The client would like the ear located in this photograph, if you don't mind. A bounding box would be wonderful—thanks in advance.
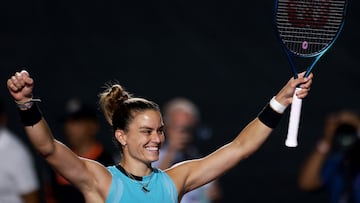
[115,129,127,146]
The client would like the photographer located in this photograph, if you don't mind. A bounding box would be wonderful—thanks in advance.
[298,110,360,203]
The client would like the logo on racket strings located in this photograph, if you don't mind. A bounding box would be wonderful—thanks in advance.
[287,0,330,29]
[302,41,308,50]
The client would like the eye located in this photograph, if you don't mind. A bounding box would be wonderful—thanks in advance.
[140,128,152,135]
[157,128,164,135]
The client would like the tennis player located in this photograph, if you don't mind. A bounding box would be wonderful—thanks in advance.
[7,70,312,202]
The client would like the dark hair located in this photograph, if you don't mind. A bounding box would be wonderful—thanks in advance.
[98,83,160,151]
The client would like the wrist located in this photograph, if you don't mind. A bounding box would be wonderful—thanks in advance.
[270,96,287,114]
[257,101,284,129]
[17,100,43,126]
[15,98,41,110]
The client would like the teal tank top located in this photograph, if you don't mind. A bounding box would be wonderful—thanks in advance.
[106,166,178,203]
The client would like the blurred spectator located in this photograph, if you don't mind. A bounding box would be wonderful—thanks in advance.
[298,110,360,203]
[0,99,41,203]
[45,98,115,203]
[153,97,222,203]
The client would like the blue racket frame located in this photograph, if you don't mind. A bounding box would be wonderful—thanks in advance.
[274,0,348,79]
[273,0,348,146]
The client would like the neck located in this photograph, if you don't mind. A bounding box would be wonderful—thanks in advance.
[116,164,155,193]
[119,161,153,177]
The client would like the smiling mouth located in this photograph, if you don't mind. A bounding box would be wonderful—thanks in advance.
[145,146,159,152]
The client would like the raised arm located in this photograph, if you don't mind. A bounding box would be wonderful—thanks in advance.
[7,70,111,202]
[166,72,313,195]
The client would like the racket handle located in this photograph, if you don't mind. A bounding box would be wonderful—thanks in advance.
[285,87,303,147]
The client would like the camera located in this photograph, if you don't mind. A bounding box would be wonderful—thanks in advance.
[332,124,359,152]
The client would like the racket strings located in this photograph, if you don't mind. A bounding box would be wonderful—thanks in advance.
[276,0,346,56]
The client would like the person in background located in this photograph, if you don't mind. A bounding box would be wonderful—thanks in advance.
[298,110,360,203]
[0,98,41,203]
[154,97,222,203]
[7,70,312,202]
[45,98,115,203]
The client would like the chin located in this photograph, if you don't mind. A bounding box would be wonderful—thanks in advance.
[145,150,159,159]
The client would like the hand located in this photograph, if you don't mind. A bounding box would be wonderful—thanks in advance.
[7,70,34,103]
[275,72,313,107]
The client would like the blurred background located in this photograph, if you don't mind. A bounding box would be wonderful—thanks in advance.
[0,0,359,202]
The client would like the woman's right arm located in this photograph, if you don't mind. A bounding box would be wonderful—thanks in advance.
[7,70,111,201]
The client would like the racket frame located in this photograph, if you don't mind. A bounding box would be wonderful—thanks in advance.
[273,0,348,147]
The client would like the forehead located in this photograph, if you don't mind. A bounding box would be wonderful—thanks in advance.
[131,110,163,127]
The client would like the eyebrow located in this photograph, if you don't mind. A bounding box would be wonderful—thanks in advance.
[139,126,152,130]
[139,125,164,130]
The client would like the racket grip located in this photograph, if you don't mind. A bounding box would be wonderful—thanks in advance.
[285,87,303,147]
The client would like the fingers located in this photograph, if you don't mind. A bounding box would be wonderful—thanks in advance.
[7,70,33,92]
[8,72,24,91]
[20,70,29,76]
[275,72,314,107]
[294,73,313,99]
[296,89,309,99]
[7,79,17,92]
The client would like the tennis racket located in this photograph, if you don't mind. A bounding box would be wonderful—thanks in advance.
[274,0,348,147]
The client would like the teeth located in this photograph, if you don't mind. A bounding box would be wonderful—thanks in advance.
[146,147,158,151]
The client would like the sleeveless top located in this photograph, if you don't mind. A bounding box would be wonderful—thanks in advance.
[106,165,178,203]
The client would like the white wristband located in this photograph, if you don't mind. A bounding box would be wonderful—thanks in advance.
[269,96,287,114]
[15,98,42,110]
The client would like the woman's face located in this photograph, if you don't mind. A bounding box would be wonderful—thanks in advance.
[124,109,165,164]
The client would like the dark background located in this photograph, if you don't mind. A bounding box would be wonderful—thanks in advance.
[0,0,359,202]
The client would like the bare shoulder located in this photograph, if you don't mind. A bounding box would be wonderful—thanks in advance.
[164,159,201,191]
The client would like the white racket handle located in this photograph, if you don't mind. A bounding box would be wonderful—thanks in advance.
[285,87,302,147]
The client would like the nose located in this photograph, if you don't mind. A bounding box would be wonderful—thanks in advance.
[151,131,164,143]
